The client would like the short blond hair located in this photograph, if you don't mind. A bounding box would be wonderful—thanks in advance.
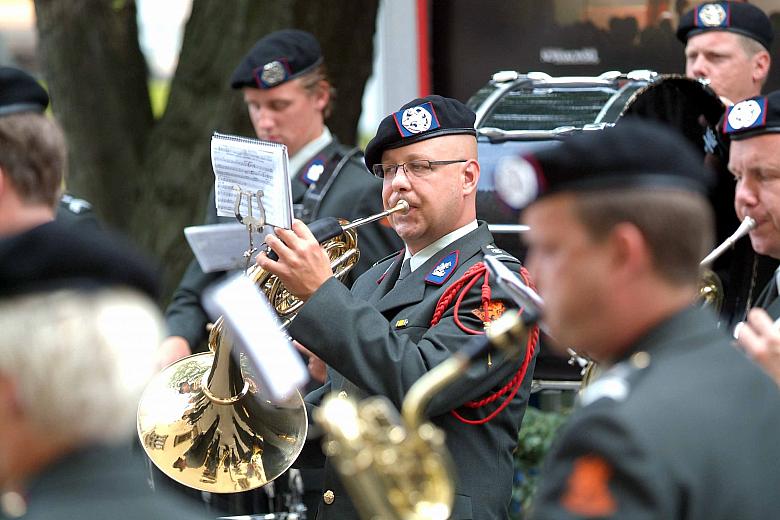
[0,288,163,444]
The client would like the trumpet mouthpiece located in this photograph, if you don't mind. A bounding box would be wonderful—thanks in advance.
[396,200,410,214]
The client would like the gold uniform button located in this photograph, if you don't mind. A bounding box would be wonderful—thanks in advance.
[338,391,348,399]
[323,489,335,505]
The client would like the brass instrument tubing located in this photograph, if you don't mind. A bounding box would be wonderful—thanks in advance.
[341,200,410,231]
[701,216,756,266]
[401,357,468,430]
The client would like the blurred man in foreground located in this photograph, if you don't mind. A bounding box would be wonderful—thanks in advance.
[0,223,208,520]
[496,120,780,519]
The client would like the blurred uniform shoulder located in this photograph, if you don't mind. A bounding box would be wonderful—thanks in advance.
[57,193,101,229]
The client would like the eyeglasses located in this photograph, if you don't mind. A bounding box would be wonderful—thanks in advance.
[371,159,467,179]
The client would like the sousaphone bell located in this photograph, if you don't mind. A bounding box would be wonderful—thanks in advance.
[137,201,410,493]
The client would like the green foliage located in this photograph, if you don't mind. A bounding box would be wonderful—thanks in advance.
[510,405,570,519]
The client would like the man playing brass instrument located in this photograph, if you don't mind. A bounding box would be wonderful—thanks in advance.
[679,1,772,106]
[727,91,780,387]
[678,1,777,323]
[258,95,539,519]
[496,120,780,519]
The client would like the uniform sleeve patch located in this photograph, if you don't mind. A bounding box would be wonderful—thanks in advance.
[561,454,617,517]
[472,301,506,322]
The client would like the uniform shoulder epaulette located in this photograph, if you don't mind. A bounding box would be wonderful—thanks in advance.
[372,248,404,268]
[578,351,651,407]
[60,194,93,215]
[481,243,519,264]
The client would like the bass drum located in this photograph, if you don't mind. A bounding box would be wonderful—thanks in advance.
[579,75,725,391]
[617,74,725,156]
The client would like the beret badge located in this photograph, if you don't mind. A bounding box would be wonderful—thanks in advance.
[697,3,728,27]
[259,60,287,88]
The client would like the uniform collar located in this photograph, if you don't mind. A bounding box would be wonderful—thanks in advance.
[403,220,478,273]
[288,126,333,176]
[613,304,720,365]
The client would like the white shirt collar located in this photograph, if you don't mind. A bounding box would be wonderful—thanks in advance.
[288,126,332,176]
[404,220,479,273]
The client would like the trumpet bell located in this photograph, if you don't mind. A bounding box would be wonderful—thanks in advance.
[137,326,307,493]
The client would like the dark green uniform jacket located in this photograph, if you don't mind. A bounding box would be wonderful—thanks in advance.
[289,222,538,519]
[531,306,780,519]
[166,137,401,351]
[752,273,780,319]
[12,444,210,520]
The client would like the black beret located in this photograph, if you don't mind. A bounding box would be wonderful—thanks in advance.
[494,120,714,209]
[364,95,476,172]
[721,91,780,140]
[0,221,161,301]
[0,66,49,117]
[230,29,323,90]
[677,1,773,50]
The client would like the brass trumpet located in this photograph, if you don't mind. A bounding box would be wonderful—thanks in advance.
[137,201,410,494]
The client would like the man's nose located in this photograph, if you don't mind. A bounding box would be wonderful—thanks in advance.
[390,166,412,191]
[688,56,708,79]
[735,177,758,210]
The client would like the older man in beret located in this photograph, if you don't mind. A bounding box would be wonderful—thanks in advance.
[677,1,777,326]
[722,91,780,387]
[678,1,772,105]
[0,222,210,520]
[161,29,401,364]
[257,94,539,519]
[494,120,780,519]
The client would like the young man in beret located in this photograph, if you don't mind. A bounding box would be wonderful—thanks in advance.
[725,90,780,387]
[258,94,539,519]
[0,223,210,520]
[678,1,772,105]
[495,120,780,519]
[161,29,401,365]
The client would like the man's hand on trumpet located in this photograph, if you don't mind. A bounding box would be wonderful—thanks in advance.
[736,308,780,387]
[256,219,334,301]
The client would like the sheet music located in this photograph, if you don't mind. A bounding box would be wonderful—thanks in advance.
[211,132,293,229]
[184,223,271,273]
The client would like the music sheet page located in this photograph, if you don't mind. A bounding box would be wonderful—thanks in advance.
[211,133,293,229]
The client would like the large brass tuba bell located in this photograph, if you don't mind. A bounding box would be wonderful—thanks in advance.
[137,201,409,493]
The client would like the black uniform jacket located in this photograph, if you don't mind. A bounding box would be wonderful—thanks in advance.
[289,222,538,520]
[15,444,210,520]
[531,305,780,520]
[166,138,401,351]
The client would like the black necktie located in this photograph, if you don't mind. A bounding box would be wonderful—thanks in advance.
[396,258,412,284]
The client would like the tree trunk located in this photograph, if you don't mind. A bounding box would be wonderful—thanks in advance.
[33,0,379,301]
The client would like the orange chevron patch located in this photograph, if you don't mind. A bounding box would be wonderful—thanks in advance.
[471,301,506,322]
[561,454,617,517]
